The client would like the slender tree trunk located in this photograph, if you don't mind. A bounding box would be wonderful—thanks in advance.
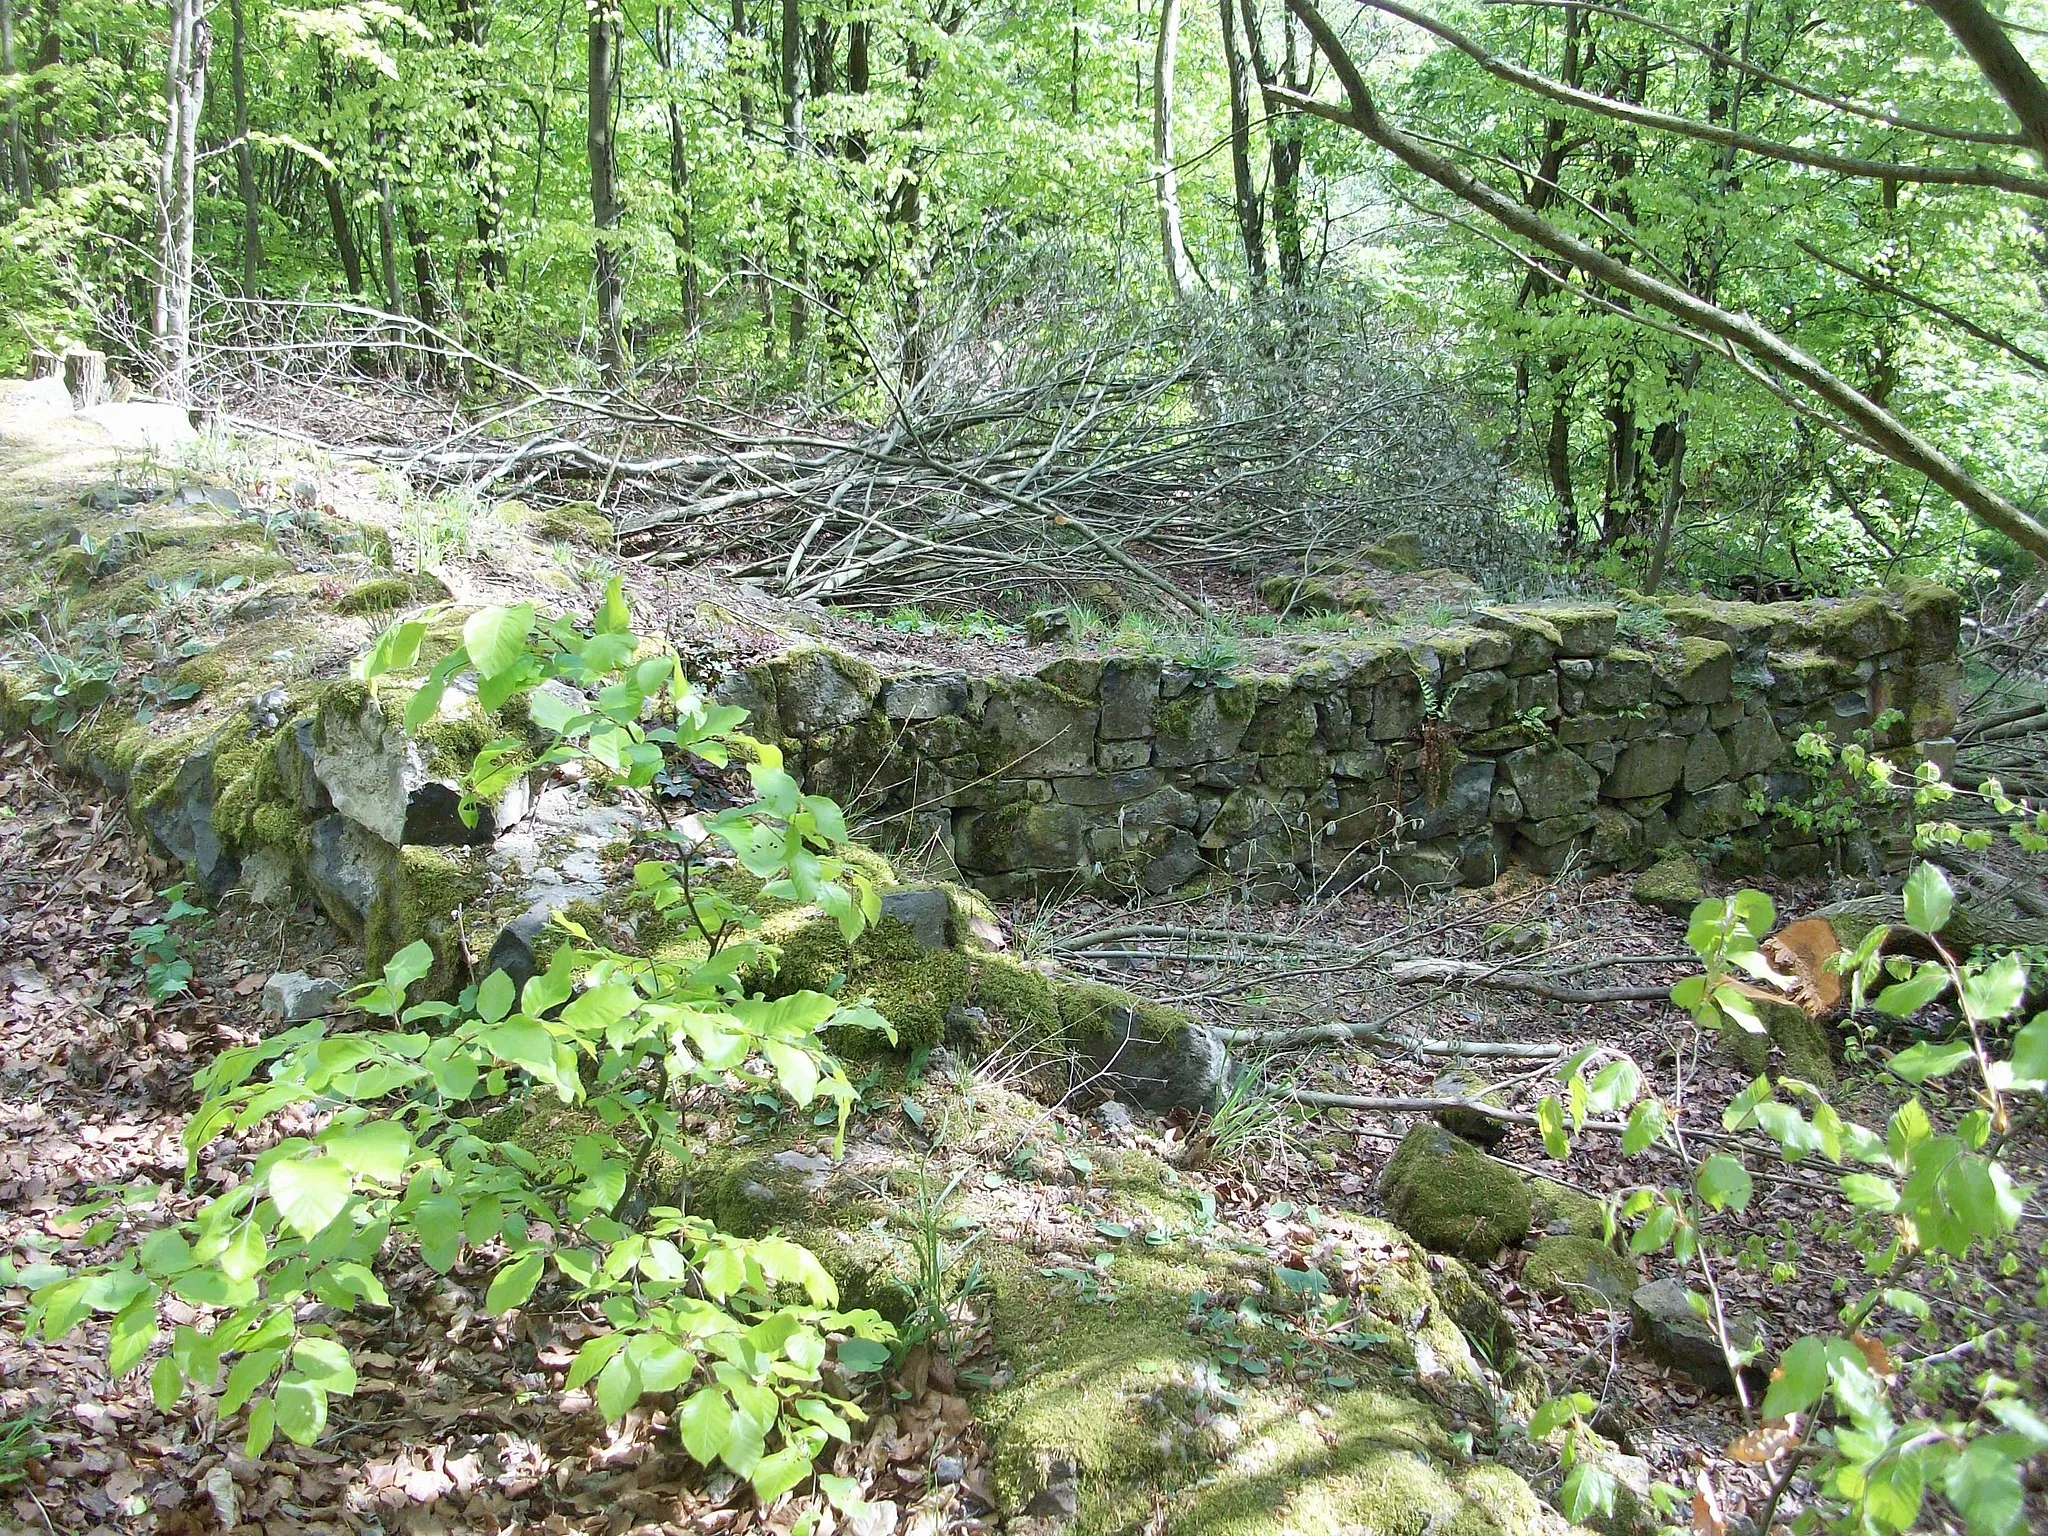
[654,7,697,326]
[1219,0,1264,290]
[779,0,806,349]
[1152,0,1194,302]
[588,0,623,382]
[451,0,506,296]
[29,0,58,196]
[156,0,210,398]
[1239,0,1303,289]
[323,174,363,294]
[229,0,258,294]
[376,174,404,316]
[1,0,29,207]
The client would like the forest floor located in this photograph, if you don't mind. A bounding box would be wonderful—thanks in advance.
[5,728,2044,1534]
[2,382,2045,1534]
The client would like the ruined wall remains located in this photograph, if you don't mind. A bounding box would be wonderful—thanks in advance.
[728,586,1962,898]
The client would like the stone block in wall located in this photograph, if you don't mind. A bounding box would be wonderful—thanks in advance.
[310,686,533,848]
[1155,682,1257,767]
[1331,746,1387,780]
[1896,579,1960,662]
[1555,712,1623,746]
[1053,768,1165,807]
[1514,603,1619,657]
[305,812,398,938]
[1514,830,1589,875]
[757,646,882,735]
[140,743,238,899]
[1259,752,1328,791]
[978,678,1099,777]
[1720,704,1782,779]
[1604,734,1689,800]
[1241,688,1320,755]
[1767,650,1838,705]
[1097,739,1152,770]
[1314,691,1355,750]
[1036,656,1102,700]
[1327,784,1398,846]
[1673,783,1755,839]
[1894,659,1962,738]
[1502,744,1601,822]
[1403,759,1495,840]
[1658,597,1780,662]
[1473,609,1561,674]
[1098,660,1162,739]
[1588,806,1642,865]
[1656,637,1735,705]
[882,674,970,721]
[1200,786,1284,849]
[1444,669,1511,731]
[1380,841,1464,892]
[1511,672,1560,718]
[1682,730,1732,792]
[1423,626,1515,679]
[1784,595,1907,662]
[1365,672,1422,741]
[954,800,1090,873]
[1589,649,1656,710]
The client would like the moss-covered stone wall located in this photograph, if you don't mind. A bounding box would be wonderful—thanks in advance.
[729,585,1960,897]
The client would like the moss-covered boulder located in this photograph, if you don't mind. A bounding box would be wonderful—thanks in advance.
[1056,980,1228,1112]
[1524,1236,1635,1312]
[1380,1126,1532,1264]
[1631,850,1703,916]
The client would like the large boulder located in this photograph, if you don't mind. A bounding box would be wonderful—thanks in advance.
[1058,981,1228,1112]
[1380,1125,1533,1263]
[309,685,533,848]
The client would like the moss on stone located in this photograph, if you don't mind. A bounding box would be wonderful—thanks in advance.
[1717,997,1837,1091]
[530,500,615,544]
[971,953,1063,1042]
[1380,1125,1533,1263]
[1523,1236,1634,1312]
[1631,850,1703,917]
[366,845,490,996]
[335,572,449,615]
[1055,978,1197,1046]
[1530,1180,1608,1241]
[745,905,974,1052]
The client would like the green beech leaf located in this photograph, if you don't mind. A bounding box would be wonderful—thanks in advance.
[462,604,536,681]
[1902,863,1953,935]
[676,1387,733,1464]
[1760,1335,1829,1418]
[485,1250,545,1314]
[291,1337,357,1395]
[1695,1153,1753,1212]
[273,1376,328,1445]
[269,1156,351,1239]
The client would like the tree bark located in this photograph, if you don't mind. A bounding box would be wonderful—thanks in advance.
[1219,0,1265,290]
[376,174,404,317]
[229,0,258,295]
[451,0,506,293]
[155,0,210,399]
[779,0,806,349]
[1152,0,1195,302]
[1280,0,2048,562]
[1239,0,1304,289]
[1,0,29,206]
[588,0,623,382]
[1918,0,2048,163]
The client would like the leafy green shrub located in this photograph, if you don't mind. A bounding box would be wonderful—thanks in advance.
[31,581,898,1510]
[1528,862,2047,1534]
[129,883,208,1001]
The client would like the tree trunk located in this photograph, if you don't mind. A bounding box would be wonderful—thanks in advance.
[324,172,364,295]
[1239,0,1304,289]
[376,174,404,316]
[780,0,806,349]
[588,0,623,382]
[451,0,506,294]
[1151,0,1194,302]
[1,0,29,207]
[29,0,58,196]
[156,0,210,399]
[1219,0,1264,290]
[229,0,258,295]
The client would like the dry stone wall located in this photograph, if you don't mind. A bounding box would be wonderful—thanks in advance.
[727,585,1962,898]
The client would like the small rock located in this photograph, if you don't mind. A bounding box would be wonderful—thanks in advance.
[260,971,345,1022]
[942,1006,988,1049]
[1630,1276,1760,1392]
[1092,1100,1135,1132]
[934,1454,965,1486]
[880,886,953,951]
[1632,849,1704,917]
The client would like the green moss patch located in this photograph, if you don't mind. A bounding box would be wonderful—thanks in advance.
[1380,1126,1533,1263]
